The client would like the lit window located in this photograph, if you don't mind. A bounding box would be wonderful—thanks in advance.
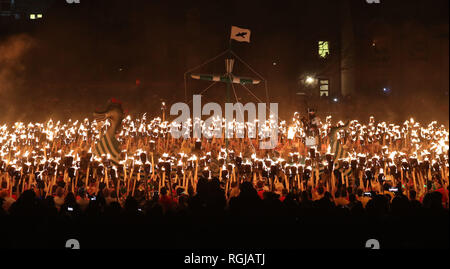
[318,41,329,58]
[319,79,329,96]
[37,14,42,18]
[30,14,36,19]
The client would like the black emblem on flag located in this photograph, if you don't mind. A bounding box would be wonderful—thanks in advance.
[236,32,247,38]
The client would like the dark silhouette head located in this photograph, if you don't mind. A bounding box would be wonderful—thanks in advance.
[64,192,76,205]
[239,181,258,198]
[160,187,168,196]
[409,190,417,200]
[423,191,443,210]
[317,186,325,195]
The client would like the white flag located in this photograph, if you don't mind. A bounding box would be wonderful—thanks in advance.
[230,26,251,43]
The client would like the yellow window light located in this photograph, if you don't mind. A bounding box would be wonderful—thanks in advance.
[318,41,330,58]
[37,14,43,18]
[30,14,36,19]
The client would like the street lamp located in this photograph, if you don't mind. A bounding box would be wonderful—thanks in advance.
[305,76,315,85]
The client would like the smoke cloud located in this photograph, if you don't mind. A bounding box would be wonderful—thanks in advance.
[0,34,36,123]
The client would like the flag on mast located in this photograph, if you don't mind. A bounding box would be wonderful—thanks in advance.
[230,26,251,43]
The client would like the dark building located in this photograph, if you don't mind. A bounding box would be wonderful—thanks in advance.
[288,0,448,122]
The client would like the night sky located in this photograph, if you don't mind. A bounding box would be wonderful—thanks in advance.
[0,0,448,123]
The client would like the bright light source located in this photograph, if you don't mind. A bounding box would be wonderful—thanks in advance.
[30,14,36,19]
[37,14,42,18]
[318,41,329,58]
[305,76,314,84]
[333,98,338,102]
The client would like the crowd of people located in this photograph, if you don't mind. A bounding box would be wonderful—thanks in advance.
[0,110,448,248]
